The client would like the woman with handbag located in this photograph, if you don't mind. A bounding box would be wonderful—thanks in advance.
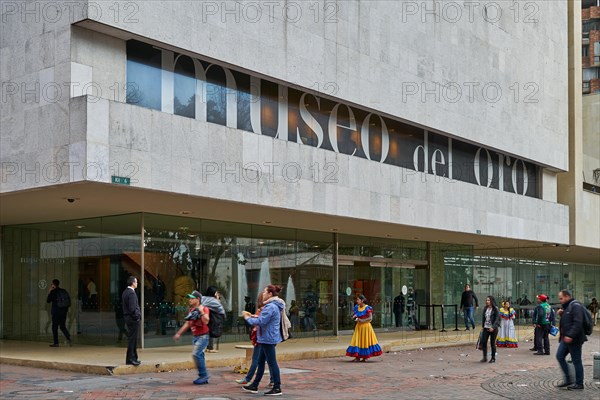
[235,293,273,388]
[242,285,285,396]
[480,295,501,363]
[346,294,382,362]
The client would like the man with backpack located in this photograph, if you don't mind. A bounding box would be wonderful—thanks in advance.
[555,289,590,391]
[202,286,225,352]
[46,279,72,347]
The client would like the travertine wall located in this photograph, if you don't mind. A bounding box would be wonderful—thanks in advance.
[0,1,570,244]
[85,0,569,170]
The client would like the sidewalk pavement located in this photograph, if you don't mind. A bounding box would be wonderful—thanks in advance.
[1,327,599,399]
[0,326,561,375]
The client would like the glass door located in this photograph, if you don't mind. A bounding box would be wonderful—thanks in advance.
[338,258,420,331]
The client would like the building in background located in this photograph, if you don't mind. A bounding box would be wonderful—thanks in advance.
[581,1,600,199]
[1,1,598,348]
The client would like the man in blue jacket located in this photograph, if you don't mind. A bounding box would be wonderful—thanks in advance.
[555,289,588,390]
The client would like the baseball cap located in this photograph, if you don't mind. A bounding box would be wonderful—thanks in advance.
[537,294,547,301]
[186,290,201,299]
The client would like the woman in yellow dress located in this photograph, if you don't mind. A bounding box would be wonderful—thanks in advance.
[346,294,382,361]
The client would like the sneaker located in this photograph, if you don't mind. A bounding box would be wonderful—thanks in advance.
[242,385,258,394]
[556,381,572,389]
[264,387,282,396]
[235,378,249,384]
[206,349,219,353]
[193,377,209,385]
[567,384,584,390]
[266,382,274,389]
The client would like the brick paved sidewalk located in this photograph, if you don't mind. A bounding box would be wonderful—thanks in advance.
[1,333,599,399]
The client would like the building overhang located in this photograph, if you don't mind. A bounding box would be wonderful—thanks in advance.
[1,182,597,265]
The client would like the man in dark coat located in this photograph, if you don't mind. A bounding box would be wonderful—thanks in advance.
[555,289,588,390]
[460,283,479,330]
[46,279,72,347]
[122,276,141,366]
[393,292,405,327]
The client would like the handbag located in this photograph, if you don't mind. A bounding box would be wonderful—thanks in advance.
[549,325,559,336]
[476,329,484,350]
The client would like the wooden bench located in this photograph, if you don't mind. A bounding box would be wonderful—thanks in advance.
[233,344,254,374]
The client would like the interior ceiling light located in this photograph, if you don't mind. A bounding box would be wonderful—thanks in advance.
[263,221,272,224]
[75,225,85,229]
[179,211,192,215]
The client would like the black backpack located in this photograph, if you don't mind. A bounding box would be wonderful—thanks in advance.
[56,288,71,309]
[207,311,224,338]
[574,302,594,336]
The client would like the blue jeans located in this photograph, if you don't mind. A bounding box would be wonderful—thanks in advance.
[556,340,584,385]
[463,307,475,329]
[192,334,209,379]
[252,343,280,389]
[246,344,273,383]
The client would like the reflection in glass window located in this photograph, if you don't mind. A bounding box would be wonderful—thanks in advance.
[174,56,196,118]
[126,41,161,110]
[206,66,227,126]
[233,71,252,132]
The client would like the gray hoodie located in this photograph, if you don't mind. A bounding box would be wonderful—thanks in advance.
[201,296,225,315]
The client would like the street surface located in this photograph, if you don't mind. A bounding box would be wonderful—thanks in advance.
[1,340,599,399]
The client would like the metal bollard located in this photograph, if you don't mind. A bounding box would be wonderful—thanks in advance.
[594,353,600,380]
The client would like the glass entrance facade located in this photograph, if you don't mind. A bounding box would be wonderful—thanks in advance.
[1,213,598,347]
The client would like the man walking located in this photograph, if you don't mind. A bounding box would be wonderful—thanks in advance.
[460,284,478,330]
[174,290,211,385]
[46,279,72,347]
[122,276,141,366]
[203,286,225,352]
[533,294,554,355]
[556,289,587,390]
